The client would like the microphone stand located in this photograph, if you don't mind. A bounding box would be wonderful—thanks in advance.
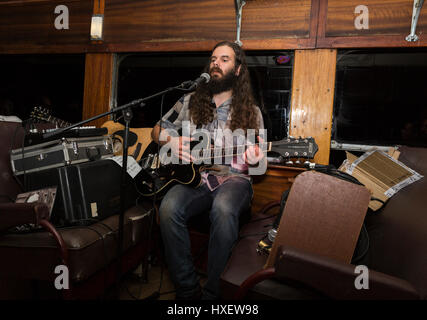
[42,83,192,297]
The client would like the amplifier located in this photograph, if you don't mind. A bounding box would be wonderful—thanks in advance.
[21,159,139,227]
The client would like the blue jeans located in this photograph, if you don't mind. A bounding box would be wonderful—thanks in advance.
[159,176,253,299]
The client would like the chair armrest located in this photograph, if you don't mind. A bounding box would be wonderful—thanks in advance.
[234,267,276,300]
[0,202,69,266]
[274,245,420,300]
[0,202,50,232]
[235,245,420,300]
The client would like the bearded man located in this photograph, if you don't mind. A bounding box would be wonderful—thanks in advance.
[151,41,266,300]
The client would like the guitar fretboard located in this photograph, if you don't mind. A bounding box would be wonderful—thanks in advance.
[190,142,272,162]
[43,114,71,128]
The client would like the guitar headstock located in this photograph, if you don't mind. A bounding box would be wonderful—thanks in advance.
[270,136,318,160]
[30,106,51,122]
[30,106,70,127]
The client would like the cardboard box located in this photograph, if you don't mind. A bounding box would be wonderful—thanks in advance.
[339,149,423,211]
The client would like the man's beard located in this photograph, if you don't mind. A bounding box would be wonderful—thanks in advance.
[208,67,237,94]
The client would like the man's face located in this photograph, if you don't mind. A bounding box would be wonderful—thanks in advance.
[209,45,238,79]
[208,45,240,94]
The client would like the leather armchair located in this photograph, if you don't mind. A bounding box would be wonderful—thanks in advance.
[0,121,154,299]
[221,146,427,300]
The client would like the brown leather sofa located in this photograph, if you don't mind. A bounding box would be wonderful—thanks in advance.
[221,145,426,300]
[0,121,155,299]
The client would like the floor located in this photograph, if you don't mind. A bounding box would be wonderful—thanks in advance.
[119,261,176,300]
[118,252,208,300]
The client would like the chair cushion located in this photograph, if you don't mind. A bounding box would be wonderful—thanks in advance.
[0,203,154,283]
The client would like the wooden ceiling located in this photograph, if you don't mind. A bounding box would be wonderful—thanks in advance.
[1,0,427,54]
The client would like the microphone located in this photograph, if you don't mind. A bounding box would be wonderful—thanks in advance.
[185,73,210,90]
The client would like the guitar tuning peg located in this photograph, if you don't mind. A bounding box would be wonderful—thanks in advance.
[304,161,316,169]
[286,160,293,165]
[295,160,301,164]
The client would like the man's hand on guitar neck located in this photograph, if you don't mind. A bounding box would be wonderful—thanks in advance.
[244,135,266,166]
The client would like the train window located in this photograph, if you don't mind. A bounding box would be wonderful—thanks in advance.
[332,49,427,149]
[116,51,294,141]
[0,54,85,123]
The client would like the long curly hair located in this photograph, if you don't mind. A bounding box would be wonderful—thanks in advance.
[189,41,259,131]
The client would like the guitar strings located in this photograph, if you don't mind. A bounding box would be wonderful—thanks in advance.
[140,140,311,163]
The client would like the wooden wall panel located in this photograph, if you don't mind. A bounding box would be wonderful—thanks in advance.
[103,0,235,43]
[326,0,427,37]
[289,49,337,165]
[0,0,318,53]
[2,0,427,52]
[102,0,316,52]
[0,0,92,54]
[239,0,312,39]
[82,53,114,128]
[317,0,427,48]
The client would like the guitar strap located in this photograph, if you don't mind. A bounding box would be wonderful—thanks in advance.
[133,143,142,159]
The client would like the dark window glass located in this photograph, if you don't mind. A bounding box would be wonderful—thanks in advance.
[333,50,427,148]
[0,54,85,124]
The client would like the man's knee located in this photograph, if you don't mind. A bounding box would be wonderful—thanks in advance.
[211,189,251,222]
[159,197,184,227]
[210,201,241,228]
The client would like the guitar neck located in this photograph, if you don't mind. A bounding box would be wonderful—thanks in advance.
[143,136,317,167]
[45,115,71,127]
[192,142,272,162]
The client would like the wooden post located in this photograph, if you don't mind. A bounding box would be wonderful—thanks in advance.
[82,53,114,127]
[81,0,111,128]
[289,49,337,165]
[93,0,105,14]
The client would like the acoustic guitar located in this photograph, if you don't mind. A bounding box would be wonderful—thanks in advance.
[30,107,153,161]
[136,137,318,198]
[101,121,152,161]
